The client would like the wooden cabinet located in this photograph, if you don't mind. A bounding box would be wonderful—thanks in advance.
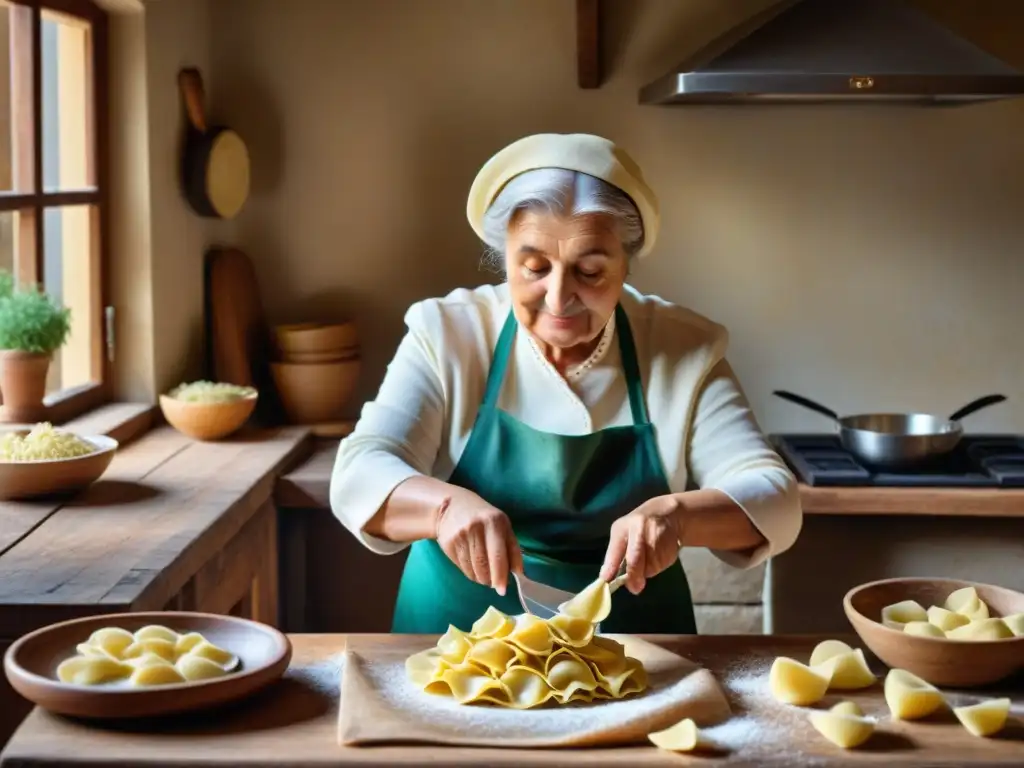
[275,441,406,634]
[163,499,279,624]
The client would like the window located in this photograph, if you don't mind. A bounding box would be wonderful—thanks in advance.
[0,0,108,422]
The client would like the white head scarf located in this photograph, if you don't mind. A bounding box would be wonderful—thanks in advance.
[466,133,661,259]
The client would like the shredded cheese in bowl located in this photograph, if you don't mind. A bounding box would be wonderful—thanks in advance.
[167,381,257,404]
[0,422,98,462]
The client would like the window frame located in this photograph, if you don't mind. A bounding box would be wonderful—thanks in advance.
[0,0,109,423]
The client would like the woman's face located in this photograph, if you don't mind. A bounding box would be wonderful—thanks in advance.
[505,210,629,350]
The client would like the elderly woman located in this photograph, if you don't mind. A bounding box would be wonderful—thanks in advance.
[330,133,802,634]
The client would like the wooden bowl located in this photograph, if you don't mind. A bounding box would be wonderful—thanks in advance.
[0,433,117,500]
[271,358,360,424]
[3,611,292,719]
[159,392,258,441]
[274,322,358,356]
[844,577,1024,687]
[280,347,359,364]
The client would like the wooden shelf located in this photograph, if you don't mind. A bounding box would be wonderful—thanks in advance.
[800,483,1024,517]
[576,0,601,88]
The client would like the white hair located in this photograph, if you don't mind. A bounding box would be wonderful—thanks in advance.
[480,168,645,273]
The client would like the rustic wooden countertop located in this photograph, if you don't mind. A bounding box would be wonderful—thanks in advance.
[274,440,1024,517]
[0,419,311,639]
[2,633,1022,767]
[0,405,323,747]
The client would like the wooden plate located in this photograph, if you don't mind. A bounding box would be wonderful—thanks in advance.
[3,611,292,719]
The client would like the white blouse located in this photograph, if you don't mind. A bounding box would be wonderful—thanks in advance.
[330,283,803,570]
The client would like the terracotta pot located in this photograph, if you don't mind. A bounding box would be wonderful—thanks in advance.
[273,321,358,356]
[270,358,360,424]
[279,347,359,364]
[0,350,51,422]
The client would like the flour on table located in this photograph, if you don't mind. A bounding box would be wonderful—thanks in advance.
[288,653,346,697]
[358,657,711,741]
[336,649,1019,762]
[705,656,830,765]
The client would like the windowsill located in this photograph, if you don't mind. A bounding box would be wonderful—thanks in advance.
[1,401,157,446]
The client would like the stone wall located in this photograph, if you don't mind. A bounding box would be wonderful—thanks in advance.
[682,549,765,634]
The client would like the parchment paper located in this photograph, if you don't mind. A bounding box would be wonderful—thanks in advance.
[337,635,732,748]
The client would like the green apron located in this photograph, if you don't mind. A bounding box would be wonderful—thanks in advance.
[391,304,697,635]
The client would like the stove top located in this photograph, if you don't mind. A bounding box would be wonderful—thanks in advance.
[770,434,1024,488]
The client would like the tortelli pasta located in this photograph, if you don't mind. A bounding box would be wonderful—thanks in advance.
[769,638,876,708]
[56,624,240,687]
[808,701,875,749]
[884,669,1011,736]
[879,587,1024,640]
[884,668,944,720]
[405,577,647,708]
[953,697,1011,737]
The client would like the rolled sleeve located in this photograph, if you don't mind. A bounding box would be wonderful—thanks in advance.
[330,449,421,554]
[329,302,446,554]
[686,359,803,568]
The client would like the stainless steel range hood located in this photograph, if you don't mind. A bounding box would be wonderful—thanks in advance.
[639,0,1024,105]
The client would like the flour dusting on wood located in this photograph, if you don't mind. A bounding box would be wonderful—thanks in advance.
[288,653,346,697]
[357,656,713,741]
[333,648,1022,762]
[706,655,829,765]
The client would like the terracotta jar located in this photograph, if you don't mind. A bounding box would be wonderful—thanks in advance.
[0,350,51,422]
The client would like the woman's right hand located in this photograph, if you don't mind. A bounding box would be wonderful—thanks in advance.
[434,490,523,596]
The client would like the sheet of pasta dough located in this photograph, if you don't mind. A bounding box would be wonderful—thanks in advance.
[337,635,732,748]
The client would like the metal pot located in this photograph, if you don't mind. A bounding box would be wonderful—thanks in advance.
[772,390,1007,469]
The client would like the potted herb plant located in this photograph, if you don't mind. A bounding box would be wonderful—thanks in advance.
[0,270,71,422]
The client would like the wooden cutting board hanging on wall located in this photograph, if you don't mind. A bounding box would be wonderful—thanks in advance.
[203,247,281,424]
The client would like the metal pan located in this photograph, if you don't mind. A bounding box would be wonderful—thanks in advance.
[772,390,1007,469]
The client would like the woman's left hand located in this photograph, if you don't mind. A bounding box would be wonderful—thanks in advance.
[600,495,683,595]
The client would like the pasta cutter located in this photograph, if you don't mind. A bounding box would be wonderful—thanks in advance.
[512,560,628,622]
[511,571,574,621]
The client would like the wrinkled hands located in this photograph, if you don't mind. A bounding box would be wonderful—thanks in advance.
[434,489,681,597]
[600,494,683,594]
[434,490,524,596]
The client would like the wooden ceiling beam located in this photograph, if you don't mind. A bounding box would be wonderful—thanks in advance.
[576,0,601,88]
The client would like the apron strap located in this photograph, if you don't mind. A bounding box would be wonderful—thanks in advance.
[481,309,519,410]
[614,303,650,426]
[481,303,651,426]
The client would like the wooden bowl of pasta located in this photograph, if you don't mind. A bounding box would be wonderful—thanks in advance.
[844,577,1024,687]
[0,424,117,500]
[159,381,259,441]
[3,611,292,719]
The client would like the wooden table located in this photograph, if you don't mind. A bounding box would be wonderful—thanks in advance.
[0,418,313,745]
[2,634,1022,767]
